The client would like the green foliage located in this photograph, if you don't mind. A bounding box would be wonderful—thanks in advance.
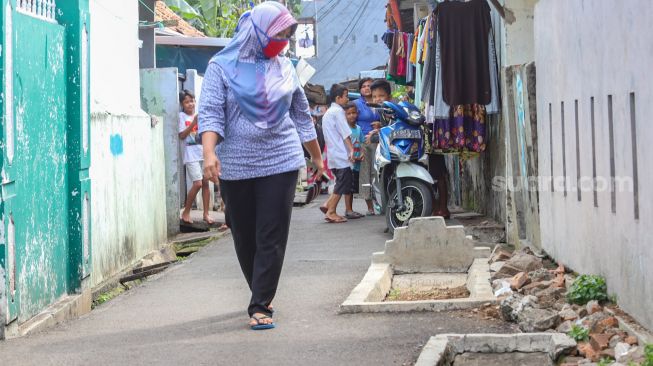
[387,288,401,301]
[567,325,590,342]
[566,274,609,305]
[642,343,653,366]
[92,286,126,309]
[391,85,413,103]
[166,0,302,38]
[598,357,614,366]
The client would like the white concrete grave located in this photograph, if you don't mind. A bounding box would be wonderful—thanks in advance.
[340,217,495,313]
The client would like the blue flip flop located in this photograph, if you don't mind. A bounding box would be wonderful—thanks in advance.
[250,314,275,330]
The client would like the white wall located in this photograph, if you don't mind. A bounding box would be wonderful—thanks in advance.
[89,0,168,286]
[500,0,537,66]
[89,114,167,287]
[535,0,653,329]
[89,0,143,113]
[140,68,181,236]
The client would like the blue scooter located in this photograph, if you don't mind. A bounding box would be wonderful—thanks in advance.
[370,101,435,233]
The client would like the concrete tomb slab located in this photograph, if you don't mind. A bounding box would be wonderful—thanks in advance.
[341,217,495,313]
[374,217,490,273]
[415,333,577,366]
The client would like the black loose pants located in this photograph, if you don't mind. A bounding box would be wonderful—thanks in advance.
[219,170,298,317]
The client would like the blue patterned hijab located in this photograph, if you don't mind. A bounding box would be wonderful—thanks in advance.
[210,2,298,129]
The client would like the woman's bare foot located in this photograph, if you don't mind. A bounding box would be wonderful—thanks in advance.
[181,211,193,224]
[203,215,215,225]
[248,313,274,327]
[325,213,347,223]
[218,223,229,232]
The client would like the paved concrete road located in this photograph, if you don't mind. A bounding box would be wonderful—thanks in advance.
[0,199,515,366]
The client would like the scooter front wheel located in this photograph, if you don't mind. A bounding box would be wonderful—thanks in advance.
[386,178,434,234]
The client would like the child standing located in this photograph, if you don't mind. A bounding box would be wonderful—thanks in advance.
[320,84,357,223]
[344,102,365,219]
[178,90,214,225]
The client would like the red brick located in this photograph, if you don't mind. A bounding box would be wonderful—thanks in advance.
[490,250,512,263]
[625,335,639,345]
[591,322,608,334]
[578,342,601,362]
[510,272,530,290]
[590,333,612,351]
[587,302,603,315]
[599,316,619,328]
[552,273,566,288]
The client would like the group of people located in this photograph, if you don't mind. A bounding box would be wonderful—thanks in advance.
[316,75,451,224]
[318,79,392,223]
[173,1,450,332]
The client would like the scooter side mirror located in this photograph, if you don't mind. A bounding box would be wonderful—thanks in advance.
[406,111,426,126]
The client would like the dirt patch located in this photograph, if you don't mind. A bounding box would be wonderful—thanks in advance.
[385,285,470,301]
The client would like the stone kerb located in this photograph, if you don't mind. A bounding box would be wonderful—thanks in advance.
[374,217,485,273]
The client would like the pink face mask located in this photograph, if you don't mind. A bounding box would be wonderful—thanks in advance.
[252,19,289,58]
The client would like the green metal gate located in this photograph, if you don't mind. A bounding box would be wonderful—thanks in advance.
[1,0,90,326]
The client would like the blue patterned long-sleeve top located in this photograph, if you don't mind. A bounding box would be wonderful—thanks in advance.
[198,62,317,181]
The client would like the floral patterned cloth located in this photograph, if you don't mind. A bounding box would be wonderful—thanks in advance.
[430,104,487,153]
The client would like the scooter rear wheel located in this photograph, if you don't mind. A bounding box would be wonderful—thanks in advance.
[386,178,434,234]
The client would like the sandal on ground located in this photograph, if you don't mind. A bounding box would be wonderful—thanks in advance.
[433,210,451,220]
[345,211,364,219]
[250,314,275,330]
[324,216,347,224]
[365,210,376,216]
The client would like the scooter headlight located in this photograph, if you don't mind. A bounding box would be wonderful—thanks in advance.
[389,145,410,162]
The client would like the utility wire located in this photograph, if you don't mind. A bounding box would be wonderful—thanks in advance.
[138,0,156,16]
[313,0,371,77]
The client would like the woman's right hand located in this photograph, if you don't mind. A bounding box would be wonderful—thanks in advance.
[311,156,325,181]
[203,151,221,184]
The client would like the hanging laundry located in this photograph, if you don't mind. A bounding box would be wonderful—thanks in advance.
[431,104,487,153]
[396,32,406,77]
[438,0,492,106]
[406,33,415,84]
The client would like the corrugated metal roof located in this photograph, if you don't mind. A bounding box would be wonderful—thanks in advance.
[303,0,389,88]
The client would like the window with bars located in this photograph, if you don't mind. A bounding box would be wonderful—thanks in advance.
[17,0,57,22]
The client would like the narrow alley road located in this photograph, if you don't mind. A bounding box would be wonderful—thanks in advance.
[0,200,513,366]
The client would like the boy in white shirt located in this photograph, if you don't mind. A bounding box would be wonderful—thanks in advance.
[179,90,214,225]
[320,84,355,223]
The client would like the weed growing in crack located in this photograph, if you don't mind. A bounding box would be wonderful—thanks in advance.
[642,344,653,366]
[567,274,608,305]
[567,325,589,342]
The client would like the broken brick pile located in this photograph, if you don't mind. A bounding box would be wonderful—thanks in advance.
[488,247,647,365]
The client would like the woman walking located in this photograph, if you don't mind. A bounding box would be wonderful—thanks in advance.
[198,2,324,330]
